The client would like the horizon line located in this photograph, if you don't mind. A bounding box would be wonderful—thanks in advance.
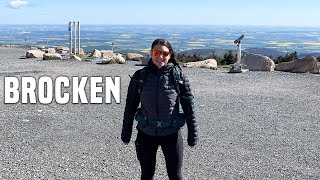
[0,23,320,28]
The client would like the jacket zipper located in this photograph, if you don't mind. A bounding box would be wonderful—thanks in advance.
[156,71,160,136]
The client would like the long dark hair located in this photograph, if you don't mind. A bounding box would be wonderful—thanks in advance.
[151,39,179,66]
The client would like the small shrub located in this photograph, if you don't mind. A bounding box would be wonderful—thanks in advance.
[176,53,203,63]
[274,51,298,64]
[221,50,236,65]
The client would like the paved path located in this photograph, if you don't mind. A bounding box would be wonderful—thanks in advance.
[0,47,320,179]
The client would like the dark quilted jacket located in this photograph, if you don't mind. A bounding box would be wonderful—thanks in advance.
[121,60,198,146]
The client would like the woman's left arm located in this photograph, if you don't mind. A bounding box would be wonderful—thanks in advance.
[179,72,198,146]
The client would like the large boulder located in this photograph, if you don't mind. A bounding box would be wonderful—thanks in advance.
[26,50,45,58]
[79,48,85,56]
[90,49,102,58]
[292,56,319,73]
[274,61,295,72]
[43,53,62,60]
[56,46,70,54]
[69,55,82,61]
[126,53,144,61]
[242,53,275,71]
[275,56,319,74]
[101,51,125,64]
[47,48,56,54]
[183,59,217,70]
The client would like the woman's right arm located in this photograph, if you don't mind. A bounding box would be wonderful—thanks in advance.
[121,70,141,143]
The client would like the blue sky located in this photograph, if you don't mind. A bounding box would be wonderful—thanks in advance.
[0,0,318,26]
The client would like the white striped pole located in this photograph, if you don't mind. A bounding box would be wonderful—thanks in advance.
[69,22,72,55]
[77,22,80,56]
[73,21,76,55]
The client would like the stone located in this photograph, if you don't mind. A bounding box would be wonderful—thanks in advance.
[100,51,125,64]
[183,59,217,70]
[47,48,56,54]
[90,49,102,58]
[126,53,144,61]
[242,53,275,71]
[56,46,70,51]
[79,48,85,56]
[275,61,295,72]
[56,46,70,54]
[26,50,45,58]
[275,56,319,74]
[43,53,62,60]
[292,56,319,73]
[69,55,82,61]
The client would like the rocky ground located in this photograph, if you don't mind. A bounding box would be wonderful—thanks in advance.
[0,47,320,179]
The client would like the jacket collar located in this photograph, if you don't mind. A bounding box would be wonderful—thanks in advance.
[147,58,174,74]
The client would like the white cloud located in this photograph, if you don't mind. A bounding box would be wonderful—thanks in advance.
[8,0,30,9]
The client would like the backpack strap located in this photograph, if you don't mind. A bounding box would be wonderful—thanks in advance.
[138,66,148,94]
[128,66,148,94]
[173,65,183,96]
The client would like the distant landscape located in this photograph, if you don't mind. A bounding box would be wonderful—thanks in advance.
[1,24,320,58]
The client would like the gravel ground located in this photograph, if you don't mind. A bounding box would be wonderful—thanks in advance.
[0,47,320,179]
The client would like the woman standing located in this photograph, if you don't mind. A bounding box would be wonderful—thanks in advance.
[121,39,197,180]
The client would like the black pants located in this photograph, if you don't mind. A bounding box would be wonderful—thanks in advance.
[135,130,183,180]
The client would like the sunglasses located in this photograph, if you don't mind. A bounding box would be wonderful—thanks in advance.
[152,50,170,57]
